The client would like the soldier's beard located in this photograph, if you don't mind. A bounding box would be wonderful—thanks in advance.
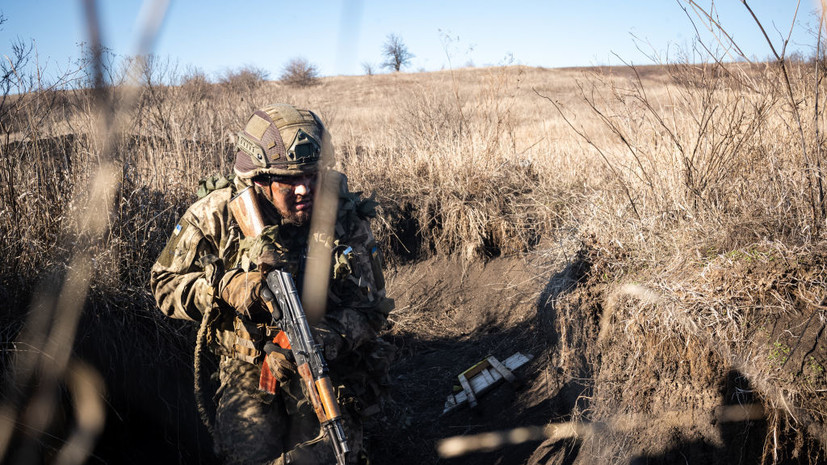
[285,209,311,225]
[281,198,313,225]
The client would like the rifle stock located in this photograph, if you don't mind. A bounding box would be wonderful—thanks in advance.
[228,186,267,237]
[228,186,350,465]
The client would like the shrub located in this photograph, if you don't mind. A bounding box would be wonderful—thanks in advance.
[361,62,375,76]
[280,57,319,87]
[219,65,269,93]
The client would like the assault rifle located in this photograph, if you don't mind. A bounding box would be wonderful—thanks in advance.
[229,186,349,465]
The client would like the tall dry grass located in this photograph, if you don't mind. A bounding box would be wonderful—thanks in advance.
[526,5,827,455]
[3,53,826,330]
[3,9,827,458]
[0,63,597,298]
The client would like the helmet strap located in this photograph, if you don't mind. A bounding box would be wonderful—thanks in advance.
[253,179,274,205]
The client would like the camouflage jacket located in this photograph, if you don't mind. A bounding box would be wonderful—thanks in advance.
[150,173,393,365]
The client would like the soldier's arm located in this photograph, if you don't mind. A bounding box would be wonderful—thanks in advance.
[150,213,218,321]
[321,222,393,356]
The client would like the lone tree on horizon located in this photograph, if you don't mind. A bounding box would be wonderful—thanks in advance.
[382,34,414,72]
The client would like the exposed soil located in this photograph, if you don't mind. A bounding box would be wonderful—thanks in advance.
[5,237,827,464]
[348,237,602,465]
[367,237,827,465]
[368,249,567,465]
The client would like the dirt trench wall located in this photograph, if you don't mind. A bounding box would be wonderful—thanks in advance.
[6,234,826,465]
[531,242,827,465]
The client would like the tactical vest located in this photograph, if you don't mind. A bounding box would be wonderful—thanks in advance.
[199,172,383,366]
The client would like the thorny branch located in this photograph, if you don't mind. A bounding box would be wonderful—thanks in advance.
[533,87,642,221]
[684,0,826,229]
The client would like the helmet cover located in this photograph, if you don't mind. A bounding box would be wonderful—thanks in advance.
[233,103,333,179]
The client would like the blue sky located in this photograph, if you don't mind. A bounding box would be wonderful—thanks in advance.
[0,1,821,83]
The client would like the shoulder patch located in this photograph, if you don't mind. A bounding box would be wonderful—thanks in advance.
[156,221,194,268]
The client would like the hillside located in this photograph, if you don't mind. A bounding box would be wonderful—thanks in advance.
[1,61,826,464]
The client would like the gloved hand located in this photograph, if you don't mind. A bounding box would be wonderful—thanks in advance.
[219,271,271,323]
[313,321,346,361]
[263,342,295,384]
[248,225,285,271]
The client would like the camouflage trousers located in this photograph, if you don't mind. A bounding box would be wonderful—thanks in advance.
[213,356,364,465]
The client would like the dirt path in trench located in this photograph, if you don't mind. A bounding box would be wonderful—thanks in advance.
[367,237,585,464]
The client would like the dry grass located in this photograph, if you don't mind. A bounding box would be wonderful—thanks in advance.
[3,56,826,353]
[3,29,827,460]
[0,64,600,295]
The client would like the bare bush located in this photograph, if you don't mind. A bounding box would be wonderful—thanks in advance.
[134,54,180,140]
[0,37,34,139]
[219,64,268,92]
[180,66,211,101]
[280,57,319,87]
[361,62,375,76]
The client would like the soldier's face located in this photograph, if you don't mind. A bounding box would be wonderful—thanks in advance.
[259,173,317,225]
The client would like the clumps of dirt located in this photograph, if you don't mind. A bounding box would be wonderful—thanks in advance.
[687,242,827,456]
[525,239,827,465]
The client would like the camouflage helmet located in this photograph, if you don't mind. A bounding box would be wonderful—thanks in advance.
[233,103,333,179]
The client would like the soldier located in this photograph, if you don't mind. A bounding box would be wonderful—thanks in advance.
[150,104,394,464]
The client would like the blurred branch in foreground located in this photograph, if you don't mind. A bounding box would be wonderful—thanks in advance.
[0,1,169,463]
[437,404,765,458]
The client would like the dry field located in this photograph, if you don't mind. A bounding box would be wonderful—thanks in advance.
[1,51,827,464]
